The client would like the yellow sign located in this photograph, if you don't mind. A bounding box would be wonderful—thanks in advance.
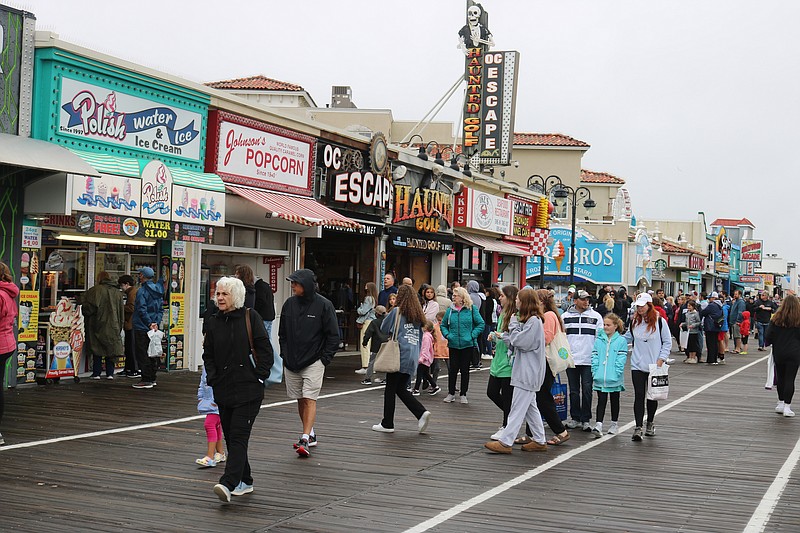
[17,291,40,342]
[169,293,185,335]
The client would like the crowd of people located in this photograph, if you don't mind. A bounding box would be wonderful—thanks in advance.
[3,258,800,506]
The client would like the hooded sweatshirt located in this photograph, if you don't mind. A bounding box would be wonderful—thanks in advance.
[625,316,672,371]
[501,314,546,392]
[435,285,452,311]
[466,280,485,310]
[133,278,164,331]
[561,304,602,366]
[279,269,340,372]
[591,329,628,392]
[0,281,19,354]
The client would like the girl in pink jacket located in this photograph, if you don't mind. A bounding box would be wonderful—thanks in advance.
[412,322,439,395]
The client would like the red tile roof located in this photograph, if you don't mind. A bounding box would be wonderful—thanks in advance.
[205,75,304,92]
[580,169,625,184]
[514,133,590,147]
[661,241,700,255]
[710,218,756,228]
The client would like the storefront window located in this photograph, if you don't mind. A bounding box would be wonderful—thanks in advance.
[233,227,257,248]
[213,226,230,246]
[259,230,286,250]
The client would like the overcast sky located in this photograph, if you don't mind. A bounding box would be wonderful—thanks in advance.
[17,0,800,260]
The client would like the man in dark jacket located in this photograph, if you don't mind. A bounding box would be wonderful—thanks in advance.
[279,269,339,457]
[132,267,164,389]
[83,271,124,379]
[700,291,724,365]
[118,275,139,378]
[613,287,632,324]
[360,305,389,385]
[254,276,276,353]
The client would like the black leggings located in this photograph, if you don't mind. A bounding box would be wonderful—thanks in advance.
[631,369,658,428]
[448,347,472,396]
[596,391,620,423]
[414,363,436,391]
[775,358,800,404]
[486,375,512,427]
[0,350,13,425]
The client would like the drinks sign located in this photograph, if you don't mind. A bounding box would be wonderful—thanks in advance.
[59,77,202,161]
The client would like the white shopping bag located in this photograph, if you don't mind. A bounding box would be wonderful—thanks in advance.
[646,363,669,401]
[147,329,164,358]
[766,355,775,390]
[679,330,689,351]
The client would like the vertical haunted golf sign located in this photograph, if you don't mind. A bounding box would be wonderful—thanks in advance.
[458,1,520,167]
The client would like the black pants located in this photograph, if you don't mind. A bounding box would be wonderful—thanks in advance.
[631,369,658,427]
[537,367,566,434]
[486,375,512,427]
[596,391,620,423]
[705,332,719,364]
[218,397,262,490]
[0,350,13,425]
[775,358,800,404]
[413,363,436,391]
[123,329,138,374]
[448,347,472,396]
[382,372,427,429]
[134,330,158,383]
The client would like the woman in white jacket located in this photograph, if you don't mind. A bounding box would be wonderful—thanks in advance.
[625,293,672,441]
[484,289,548,454]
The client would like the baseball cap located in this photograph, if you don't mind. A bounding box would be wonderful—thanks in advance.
[375,305,387,316]
[576,290,590,299]
[633,293,653,307]
[138,266,154,279]
[710,291,719,298]
[568,287,576,294]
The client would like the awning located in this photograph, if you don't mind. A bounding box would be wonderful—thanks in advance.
[67,148,225,192]
[0,133,100,176]
[455,231,529,257]
[227,185,362,229]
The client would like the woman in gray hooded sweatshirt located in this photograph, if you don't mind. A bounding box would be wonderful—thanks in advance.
[467,280,488,365]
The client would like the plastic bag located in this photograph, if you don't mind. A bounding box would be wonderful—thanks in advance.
[147,329,164,358]
[646,363,669,401]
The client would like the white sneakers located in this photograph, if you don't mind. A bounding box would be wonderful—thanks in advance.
[355,368,367,375]
[776,401,785,413]
[443,394,456,403]
[490,427,505,441]
[608,422,619,434]
[418,411,431,434]
[371,423,395,433]
[460,396,469,404]
[784,404,795,417]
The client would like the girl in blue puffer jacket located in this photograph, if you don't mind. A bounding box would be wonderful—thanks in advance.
[590,314,628,438]
[196,366,226,467]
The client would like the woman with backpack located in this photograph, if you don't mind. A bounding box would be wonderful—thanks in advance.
[441,287,485,404]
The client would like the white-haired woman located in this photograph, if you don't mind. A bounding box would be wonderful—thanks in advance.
[203,276,273,503]
[441,286,485,404]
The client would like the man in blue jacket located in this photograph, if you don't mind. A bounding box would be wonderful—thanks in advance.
[132,267,164,389]
[279,269,339,458]
[700,291,724,365]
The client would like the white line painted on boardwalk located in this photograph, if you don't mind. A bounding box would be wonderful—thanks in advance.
[404,355,770,533]
[743,433,800,532]
[0,367,489,452]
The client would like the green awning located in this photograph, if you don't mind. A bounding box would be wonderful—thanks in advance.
[67,148,225,192]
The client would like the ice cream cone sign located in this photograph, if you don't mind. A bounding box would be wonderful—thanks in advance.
[553,241,566,272]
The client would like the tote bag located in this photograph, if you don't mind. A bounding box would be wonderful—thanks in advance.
[550,373,568,421]
[373,310,402,374]
[646,363,669,401]
[679,330,689,350]
[546,331,575,374]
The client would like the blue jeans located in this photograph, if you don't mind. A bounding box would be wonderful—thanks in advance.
[757,322,769,348]
[91,352,115,377]
[566,364,593,423]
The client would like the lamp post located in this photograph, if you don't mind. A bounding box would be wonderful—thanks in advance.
[527,175,596,287]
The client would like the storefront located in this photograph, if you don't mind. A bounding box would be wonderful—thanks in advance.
[527,226,624,297]
[204,111,361,351]
[17,44,225,383]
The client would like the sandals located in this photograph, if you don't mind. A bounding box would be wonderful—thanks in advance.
[195,456,218,467]
[514,436,533,445]
[547,432,570,446]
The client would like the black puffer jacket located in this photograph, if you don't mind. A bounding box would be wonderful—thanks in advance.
[203,307,273,407]
[279,269,340,372]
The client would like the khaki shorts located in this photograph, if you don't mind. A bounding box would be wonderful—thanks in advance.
[285,359,325,400]
[732,323,742,339]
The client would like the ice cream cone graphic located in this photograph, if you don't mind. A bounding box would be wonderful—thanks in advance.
[553,241,566,272]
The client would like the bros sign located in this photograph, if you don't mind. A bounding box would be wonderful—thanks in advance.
[320,143,391,212]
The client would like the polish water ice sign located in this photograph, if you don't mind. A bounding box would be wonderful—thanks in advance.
[526,227,624,284]
[59,77,202,161]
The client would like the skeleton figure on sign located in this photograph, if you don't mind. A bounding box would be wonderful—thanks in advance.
[457,2,494,55]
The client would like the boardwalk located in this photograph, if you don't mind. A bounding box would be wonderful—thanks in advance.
[1,344,798,532]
